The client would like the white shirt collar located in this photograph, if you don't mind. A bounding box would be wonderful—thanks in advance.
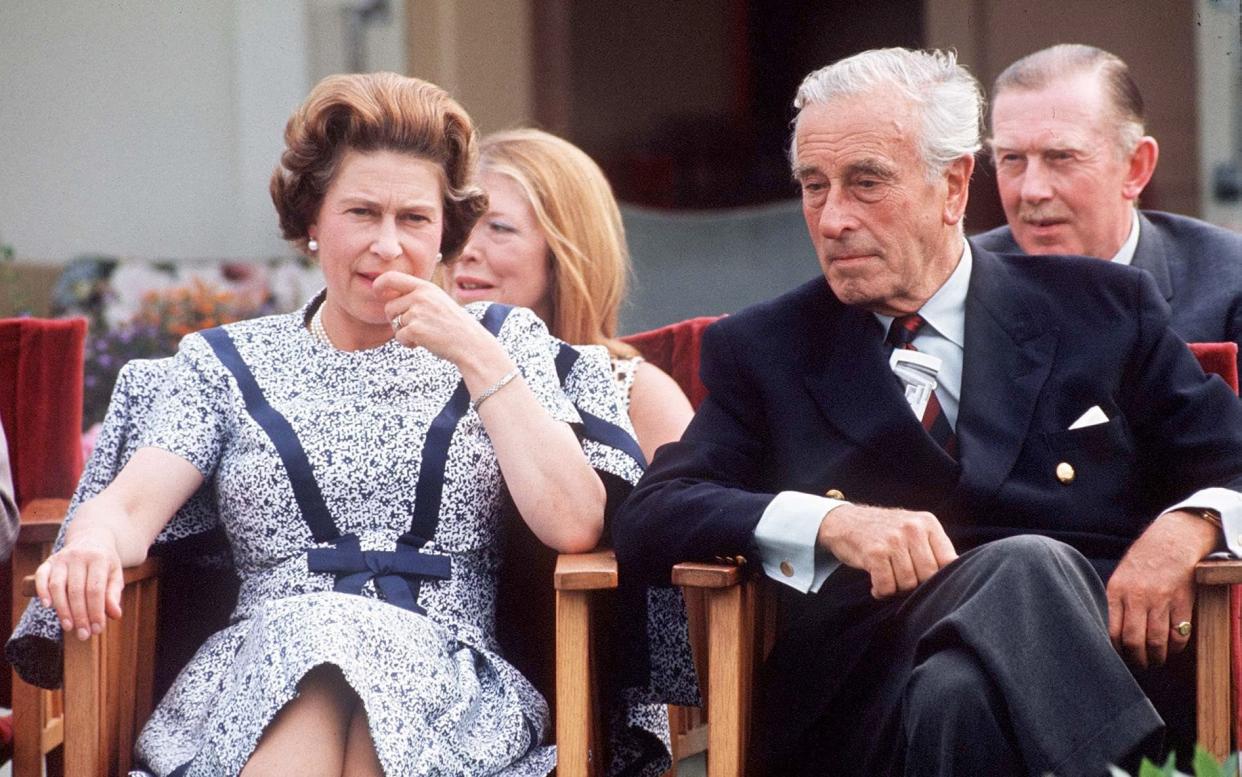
[1109,209,1141,266]
[874,240,970,348]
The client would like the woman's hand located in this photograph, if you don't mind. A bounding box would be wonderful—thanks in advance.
[374,271,505,372]
[35,526,125,641]
[34,447,205,640]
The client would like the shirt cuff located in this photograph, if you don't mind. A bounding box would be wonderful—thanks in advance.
[753,491,846,593]
[1162,487,1242,556]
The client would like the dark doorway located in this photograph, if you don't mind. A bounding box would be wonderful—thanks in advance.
[543,0,924,210]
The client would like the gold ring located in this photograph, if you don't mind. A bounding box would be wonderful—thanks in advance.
[391,314,403,333]
[1174,620,1192,638]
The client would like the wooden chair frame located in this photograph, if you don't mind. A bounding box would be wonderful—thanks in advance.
[11,498,70,777]
[19,542,641,777]
[671,557,1242,776]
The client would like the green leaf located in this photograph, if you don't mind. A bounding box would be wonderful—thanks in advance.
[1191,745,1224,777]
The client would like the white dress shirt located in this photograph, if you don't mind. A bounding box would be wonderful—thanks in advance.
[1109,209,1141,266]
[754,237,1242,593]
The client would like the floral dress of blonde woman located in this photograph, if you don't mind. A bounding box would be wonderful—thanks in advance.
[12,297,672,777]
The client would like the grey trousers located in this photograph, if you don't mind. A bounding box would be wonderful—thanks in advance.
[758,535,1164,777]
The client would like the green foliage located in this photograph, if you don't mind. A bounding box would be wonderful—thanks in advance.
[1106,746,1239,777]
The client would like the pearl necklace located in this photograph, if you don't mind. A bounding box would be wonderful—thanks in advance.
[309,304,335,348]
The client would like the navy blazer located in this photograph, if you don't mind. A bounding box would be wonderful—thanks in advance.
[614,243,1242,583]
[974,211,1242,366]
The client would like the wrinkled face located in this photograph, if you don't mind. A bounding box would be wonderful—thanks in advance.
[310,149,444,344]
[990,72,1135,258]
[449,171,554,323]
[794,94,964,316]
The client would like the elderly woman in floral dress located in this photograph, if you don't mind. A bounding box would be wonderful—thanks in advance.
[12,72,688,777]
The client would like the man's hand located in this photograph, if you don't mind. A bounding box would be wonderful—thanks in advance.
[817,504,958,598]
[1107,509,1218,669]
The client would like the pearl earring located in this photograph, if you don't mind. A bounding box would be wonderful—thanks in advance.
[307,238,319,253]
[435,252,443,263]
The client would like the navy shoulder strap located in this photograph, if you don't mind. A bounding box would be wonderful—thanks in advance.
[199,327,338,543]
[555,343,648,468]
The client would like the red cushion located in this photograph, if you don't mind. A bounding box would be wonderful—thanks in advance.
[620,316,722,410]
[1189,341,1239,392]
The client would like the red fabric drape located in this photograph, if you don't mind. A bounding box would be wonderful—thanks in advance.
[620,316,721,410]
[0,317,87,506]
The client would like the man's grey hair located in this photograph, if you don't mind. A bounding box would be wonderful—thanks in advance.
[990,44,1145,155]
[790,48,984,180]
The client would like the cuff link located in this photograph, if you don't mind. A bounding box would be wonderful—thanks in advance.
[779,560,795,577]
[1055,462,1075,485]
[824,488,844,500]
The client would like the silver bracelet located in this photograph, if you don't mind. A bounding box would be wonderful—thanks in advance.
[470,368,520,413]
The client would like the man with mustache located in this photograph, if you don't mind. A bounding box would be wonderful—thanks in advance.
[975,44,1242,367]
[614,47,1242,776]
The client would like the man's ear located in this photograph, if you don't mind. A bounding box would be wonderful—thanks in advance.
[1122,136,1158,201]
[942,154,975,226]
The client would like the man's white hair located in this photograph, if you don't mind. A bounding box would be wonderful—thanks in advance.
[791,48,983,179]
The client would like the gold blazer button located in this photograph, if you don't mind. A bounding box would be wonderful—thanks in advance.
[1056,462,1075,484]
[780,561,795,577]
[825,488,844,500]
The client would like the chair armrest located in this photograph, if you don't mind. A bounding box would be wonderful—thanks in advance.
[1195,558,1242,585]
[554,550,615,777]
[1192,558,1241,759]
[672,560,744,589]
[670,558,761,776]
[554,549,617,591]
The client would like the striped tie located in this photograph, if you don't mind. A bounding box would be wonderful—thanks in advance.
[886,314,957,457]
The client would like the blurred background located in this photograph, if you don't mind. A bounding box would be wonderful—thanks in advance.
[1,0,1240,334]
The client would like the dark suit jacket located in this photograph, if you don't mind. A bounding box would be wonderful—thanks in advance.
[974,211,1242,365]
[614,243,1242,584]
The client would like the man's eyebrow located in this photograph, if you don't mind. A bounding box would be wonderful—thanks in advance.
[792,163,821,181]
[846,160,896,179]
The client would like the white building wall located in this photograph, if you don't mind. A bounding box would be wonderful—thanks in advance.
[0,0,404,264]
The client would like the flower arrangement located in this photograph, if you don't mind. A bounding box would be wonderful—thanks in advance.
[82,278,272,429]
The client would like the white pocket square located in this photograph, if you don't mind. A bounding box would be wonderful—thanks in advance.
[1069,405,1109,430]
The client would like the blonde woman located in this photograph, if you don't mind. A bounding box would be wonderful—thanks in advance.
[446,129,693,462]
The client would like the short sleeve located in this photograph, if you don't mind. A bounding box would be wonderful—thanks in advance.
[135,332,234,479]
[559,343,645,489]
[488,305,581,426]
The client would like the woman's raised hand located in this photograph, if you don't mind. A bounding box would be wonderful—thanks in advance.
[35,526,125,641]
[375,271,507,370]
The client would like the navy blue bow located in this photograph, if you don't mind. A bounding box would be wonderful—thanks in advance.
[306,534,451,613]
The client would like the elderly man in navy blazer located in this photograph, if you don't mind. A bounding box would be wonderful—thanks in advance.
[975,44,1242,366]
[614,48,1242,777]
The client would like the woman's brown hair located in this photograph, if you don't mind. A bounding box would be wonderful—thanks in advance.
[270,72,487,260]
